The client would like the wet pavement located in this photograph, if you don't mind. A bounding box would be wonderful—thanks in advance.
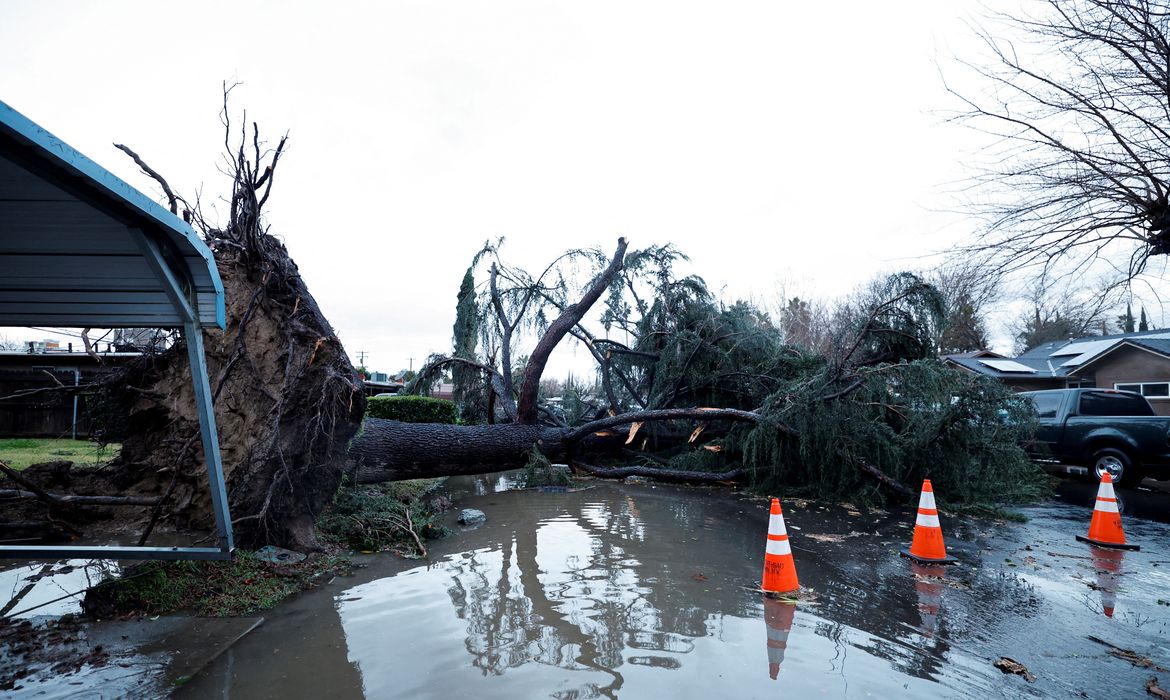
[176,474,1169,699]
[4,473,1170,698]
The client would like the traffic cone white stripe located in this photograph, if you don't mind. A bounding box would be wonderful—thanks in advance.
[762,498,801,593]
[767,628,790,643]
[769,513,787,536]
[1077,472,1139,550]
[915,513,941,528]
[1094,498,1120,513]
[902,479,956,563]
[766,538,792,556]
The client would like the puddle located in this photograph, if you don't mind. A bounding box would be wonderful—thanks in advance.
[182,479,1061,698]
[0,559,118,619]
[9,473,1167,698]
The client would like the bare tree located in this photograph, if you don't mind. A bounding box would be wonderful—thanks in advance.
[927,263,1000,354]
[949,0,1170,278]
[1012,273,1126,352]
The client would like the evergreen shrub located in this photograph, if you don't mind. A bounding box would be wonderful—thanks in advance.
[367,395,457,424]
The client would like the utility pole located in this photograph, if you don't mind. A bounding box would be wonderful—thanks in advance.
[356,350,368,367]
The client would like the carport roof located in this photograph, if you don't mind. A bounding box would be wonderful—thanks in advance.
[0,99,224,329]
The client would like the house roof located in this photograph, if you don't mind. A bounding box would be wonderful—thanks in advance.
[942,350,1005,359]
[1065,338,1170,374]
[0,99,224,329]
[950,330,1170,381]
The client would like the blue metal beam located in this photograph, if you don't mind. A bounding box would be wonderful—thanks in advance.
[0,546,231,561]
[136,225,234,552]
[184,318,235,552]
[130,228,197,323]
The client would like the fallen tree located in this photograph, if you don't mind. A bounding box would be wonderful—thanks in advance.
[351,243,1045,505]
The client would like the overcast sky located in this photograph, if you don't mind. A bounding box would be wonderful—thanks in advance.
[0,0,1098,374]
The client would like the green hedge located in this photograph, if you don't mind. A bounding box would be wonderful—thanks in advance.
[367,395,457,424]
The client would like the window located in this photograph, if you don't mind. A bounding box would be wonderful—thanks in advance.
[1114,381,1170,398]
[1027,392,1063,418]
[1079,390,1155,416]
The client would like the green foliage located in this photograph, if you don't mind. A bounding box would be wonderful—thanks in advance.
[452,266,487,424]
[847,272,946,365]
[939,296,989,354]
[519,445,571,487]
[83,553,348,617]
[317,478,444,554]
[666,447,729,473]
[740,360,1046,504]
[366,395,457,424]
[1119,303,1136,333]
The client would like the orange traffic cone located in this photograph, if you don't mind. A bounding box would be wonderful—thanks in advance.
[761,498,800,594]
[900,480,957,564]
[1076,472,1140,551]
[1090,547,1126,618]
[763,597,796,680]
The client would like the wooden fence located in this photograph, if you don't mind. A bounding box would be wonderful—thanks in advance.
[0,370,93,438]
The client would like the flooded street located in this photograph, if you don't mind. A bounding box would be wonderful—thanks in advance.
[167,474,1170,699]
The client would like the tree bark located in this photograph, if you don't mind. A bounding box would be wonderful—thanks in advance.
[0,490,160,507]
[570,460,745,484]
[515,238,628,424]
[352,420,566,482]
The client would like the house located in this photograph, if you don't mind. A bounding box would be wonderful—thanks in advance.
[945,329,1170,415]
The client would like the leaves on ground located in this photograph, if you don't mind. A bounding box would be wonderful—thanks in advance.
[994,656,1036,682]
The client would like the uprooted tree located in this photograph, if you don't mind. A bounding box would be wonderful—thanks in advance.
[40,90,367,552]
[351,241,1044,504]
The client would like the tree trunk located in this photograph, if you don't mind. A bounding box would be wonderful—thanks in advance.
[351,420,567,482]
[349,406,913,498]
[350,408,760,483]
[515,238,628,424]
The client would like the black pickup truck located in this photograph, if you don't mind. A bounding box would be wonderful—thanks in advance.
[1023,388,1170,486]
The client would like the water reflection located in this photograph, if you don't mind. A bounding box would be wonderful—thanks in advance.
[170,477,1170,698]
[1088,546,1125,618]
[761,597,794,680]
[910,562,946,638]
[335,485,988,698]
[0,559,118,618]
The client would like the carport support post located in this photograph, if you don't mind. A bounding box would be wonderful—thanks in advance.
[184,320,234,553]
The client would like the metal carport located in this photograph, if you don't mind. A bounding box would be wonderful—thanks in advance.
[0,99,233,560]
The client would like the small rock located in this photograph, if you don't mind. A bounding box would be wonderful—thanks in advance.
[459,509,487,527]
[255,545,306,564]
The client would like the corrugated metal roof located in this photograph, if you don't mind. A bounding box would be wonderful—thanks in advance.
[0,100,224,329]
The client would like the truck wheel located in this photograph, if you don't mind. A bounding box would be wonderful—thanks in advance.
[1091,448,1144,487]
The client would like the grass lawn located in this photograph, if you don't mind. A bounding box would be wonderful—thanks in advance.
[0,438,121,470]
